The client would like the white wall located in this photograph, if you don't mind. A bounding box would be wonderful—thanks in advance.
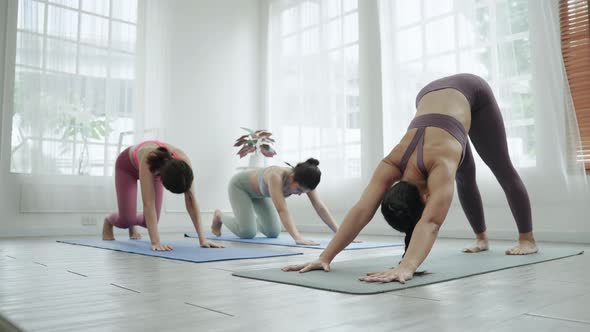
[0,0,6,154]
[156,0,262,226]
[0,0,262,236]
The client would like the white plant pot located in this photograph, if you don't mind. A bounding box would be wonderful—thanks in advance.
[248,150,263,168]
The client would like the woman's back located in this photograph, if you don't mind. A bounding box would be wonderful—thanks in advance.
[385,88,470,177]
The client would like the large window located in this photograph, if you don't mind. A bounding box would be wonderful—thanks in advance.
[269,0,360,179]
[11,0,138,176]
[382,0,536,168]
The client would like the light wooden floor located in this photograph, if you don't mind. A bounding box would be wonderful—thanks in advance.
[0,233,589,332]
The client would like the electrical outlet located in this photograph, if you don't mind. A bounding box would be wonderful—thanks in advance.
[81,216,97,226]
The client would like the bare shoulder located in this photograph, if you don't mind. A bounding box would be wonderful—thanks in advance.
[266,165,290,175]
[429,156,459,182]
[166,144,191,164]
[382,144,406,168]
[166,143,181,155]
[264,166,285,182]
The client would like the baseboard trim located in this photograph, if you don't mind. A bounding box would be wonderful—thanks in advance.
[2,222,589,244]
[296,224,590,244]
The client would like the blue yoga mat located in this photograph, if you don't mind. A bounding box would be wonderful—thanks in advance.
[184,233,403,250]
[58,239,302,263]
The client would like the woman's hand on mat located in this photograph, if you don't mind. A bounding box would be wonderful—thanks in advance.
[199,240,224,248]
[151,243,173,251]
[359,266,414,284]
[352,238,362,243]
[281,259,331,273]
[295,238,321,246]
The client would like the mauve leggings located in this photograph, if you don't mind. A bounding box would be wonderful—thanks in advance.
[417,73,533,234]
[106,147,163,228]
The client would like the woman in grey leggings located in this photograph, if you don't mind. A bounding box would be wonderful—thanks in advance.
[211,158,341,245]
[283,74,537,283]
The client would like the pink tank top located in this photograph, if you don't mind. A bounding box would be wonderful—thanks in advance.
[132,140,179,169]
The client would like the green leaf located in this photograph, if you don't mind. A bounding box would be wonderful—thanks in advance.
[240,127,254,134]
[91,128,100,140]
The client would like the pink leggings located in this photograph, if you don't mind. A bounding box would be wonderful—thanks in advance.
[106,147,163,228]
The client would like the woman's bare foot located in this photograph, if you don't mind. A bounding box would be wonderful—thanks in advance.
[102,219,115,240]
[506,232,538,255]
[129,226,142,240]
[463,232,488,253]
[463,239,489,253]
[506,240,538,255]
[211,209,223,237]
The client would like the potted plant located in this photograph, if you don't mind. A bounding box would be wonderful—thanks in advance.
[234,127,276,167]
[55,96,112,175]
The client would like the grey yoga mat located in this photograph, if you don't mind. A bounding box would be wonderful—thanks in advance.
[233,248,584,294]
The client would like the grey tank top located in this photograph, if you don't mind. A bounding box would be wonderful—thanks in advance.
[399,113,468,176]
[257,167,292,197]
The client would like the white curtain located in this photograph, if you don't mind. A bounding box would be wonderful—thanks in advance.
[10,0,141,177]
[267,0,361,184]
[378,0,590,239]
[3,0,164,213]
[266,0,590,239]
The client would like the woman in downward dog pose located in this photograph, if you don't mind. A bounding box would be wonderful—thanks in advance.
[212,158,343,245]
[283,73,537,283]
[103,140,223,251]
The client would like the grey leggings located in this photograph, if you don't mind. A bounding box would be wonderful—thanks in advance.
[220,171,281,239]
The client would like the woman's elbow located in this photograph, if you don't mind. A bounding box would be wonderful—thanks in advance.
[421,217,443,233]
[276,207,289,216]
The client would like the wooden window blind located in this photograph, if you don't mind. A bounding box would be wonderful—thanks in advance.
[560,0,590,169]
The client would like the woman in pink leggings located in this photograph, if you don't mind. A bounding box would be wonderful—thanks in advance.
[103,140,223,251]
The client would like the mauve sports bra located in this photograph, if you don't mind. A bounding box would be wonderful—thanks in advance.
[398,114,468,175]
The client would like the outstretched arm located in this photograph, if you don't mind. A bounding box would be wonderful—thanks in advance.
[184,189,224,248]
[283,160,401,272]
[360,162,456,283]
[178,154,223,248]
[269,173,319,245]
[139,162,171,251]
[307,191,339,233]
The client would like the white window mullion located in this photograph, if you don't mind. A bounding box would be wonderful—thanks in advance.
[420,0,426,71]
[75,0,81,75]
[296,3,303,162]
[338,0,345,162]
[107,0,112,80]
[454,12,460,72]
[41,1,48,71]
[490,3,499,90]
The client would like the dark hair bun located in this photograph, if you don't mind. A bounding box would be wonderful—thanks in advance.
[293,158,321,190]
[157,147,173,159]
[147,147,174,173]
[305,158,319,166]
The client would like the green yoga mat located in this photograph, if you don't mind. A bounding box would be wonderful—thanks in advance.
[233,248,584,295]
